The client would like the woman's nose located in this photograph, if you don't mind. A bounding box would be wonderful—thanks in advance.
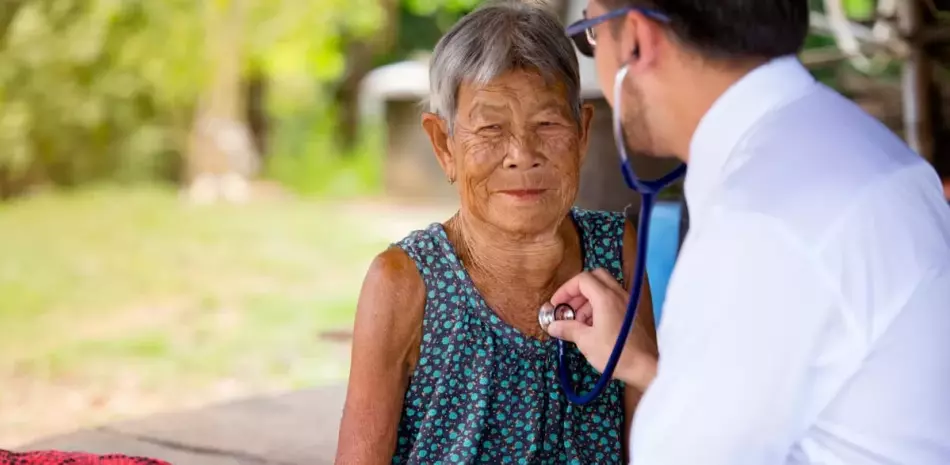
[503,137,544,170]
[503,157,542,170]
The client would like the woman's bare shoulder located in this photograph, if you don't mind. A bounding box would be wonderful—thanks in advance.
[339,247,426,463]
[364,246,425,293]
[354,246,426,354]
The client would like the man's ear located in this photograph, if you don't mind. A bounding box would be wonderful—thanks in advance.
[622,10,663,70]
[421,112,456,181]
[578,102,595,164]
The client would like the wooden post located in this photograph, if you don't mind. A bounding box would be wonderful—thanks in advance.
[897,0,936,161]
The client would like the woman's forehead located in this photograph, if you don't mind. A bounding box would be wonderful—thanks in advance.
[458,71,570,116]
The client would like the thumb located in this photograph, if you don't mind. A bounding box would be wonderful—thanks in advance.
[546,319,590,343]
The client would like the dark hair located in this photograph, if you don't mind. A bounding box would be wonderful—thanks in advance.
[601,0,810,61]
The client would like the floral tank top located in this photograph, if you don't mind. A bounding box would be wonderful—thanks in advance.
[392,208,628,465]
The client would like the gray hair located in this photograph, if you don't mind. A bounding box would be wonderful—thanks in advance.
[428,1,582,133]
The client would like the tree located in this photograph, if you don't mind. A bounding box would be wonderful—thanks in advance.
[0,0,405,197]
[331,0,483,152]
[0,0,593,198]
[0,0,205,196]
[184,0,257,203]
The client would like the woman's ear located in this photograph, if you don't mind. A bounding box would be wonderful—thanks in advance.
[578,102,595,164]
[421,112,456,182]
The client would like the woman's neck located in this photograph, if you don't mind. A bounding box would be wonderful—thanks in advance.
[447,211,573,290]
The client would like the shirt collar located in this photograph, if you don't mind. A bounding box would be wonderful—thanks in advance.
[685,56,817,213]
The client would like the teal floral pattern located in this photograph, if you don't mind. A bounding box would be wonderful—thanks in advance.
[392,209,627,465]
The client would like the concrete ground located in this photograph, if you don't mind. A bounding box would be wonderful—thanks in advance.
[20,385,346,465]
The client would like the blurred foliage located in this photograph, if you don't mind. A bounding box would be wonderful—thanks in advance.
[0,0,476,198]
[809,0,877,19]
[843,0,876,20]
[0,0,937,198]
[262,0,477,195]
[0,0,200,192]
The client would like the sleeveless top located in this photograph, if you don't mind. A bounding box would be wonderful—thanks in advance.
[392,208,628,465]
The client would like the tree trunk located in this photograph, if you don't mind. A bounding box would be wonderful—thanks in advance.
[332,0,400,152]
[185,0,258,203]
[925,0,950,182]
[333,40,375,152]
[0,0,25,49]
[246,68,268,157]
[897,0,936,160]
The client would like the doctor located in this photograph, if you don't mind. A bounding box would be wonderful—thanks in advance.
[546,1,950,464]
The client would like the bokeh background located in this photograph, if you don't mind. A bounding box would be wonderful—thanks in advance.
[0,0,948,450]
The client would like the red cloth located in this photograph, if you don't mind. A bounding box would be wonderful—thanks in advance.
[0,450,171,465]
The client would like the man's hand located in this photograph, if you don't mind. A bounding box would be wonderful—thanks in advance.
[546,268,657,391]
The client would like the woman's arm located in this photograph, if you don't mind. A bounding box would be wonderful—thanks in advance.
[621,218,658,458]
[335,247,425,465]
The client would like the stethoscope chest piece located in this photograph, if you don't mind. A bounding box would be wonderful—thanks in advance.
[538,302,576,332]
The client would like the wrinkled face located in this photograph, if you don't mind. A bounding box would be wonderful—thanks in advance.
[422,69,593,234]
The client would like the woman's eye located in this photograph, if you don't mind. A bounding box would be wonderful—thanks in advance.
[479,124,503,133]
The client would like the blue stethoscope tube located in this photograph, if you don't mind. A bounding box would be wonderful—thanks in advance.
[555,65,686,405]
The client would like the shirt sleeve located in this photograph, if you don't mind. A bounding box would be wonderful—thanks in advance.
[629,208,838,465]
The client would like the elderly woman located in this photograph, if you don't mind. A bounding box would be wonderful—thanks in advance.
[335,2,656,464]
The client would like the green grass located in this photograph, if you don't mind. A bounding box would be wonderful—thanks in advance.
[265,148,382,198]
[263,119,385,198]
[0,184,398,443]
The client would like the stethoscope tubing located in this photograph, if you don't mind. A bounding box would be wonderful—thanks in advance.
[556,181,657,404]
[554,63,687,404]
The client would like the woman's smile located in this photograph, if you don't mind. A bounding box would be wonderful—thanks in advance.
[497,188,550,200]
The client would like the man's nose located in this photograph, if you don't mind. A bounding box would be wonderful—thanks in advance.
[503,135,544,170]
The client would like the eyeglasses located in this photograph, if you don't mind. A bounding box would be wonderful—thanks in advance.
[566,7,671,58]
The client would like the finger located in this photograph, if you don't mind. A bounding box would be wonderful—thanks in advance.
[573,303,593,325]
[551,272,625,323]
[556,271,614,324]
[590,269,630,317]
[546,319,590,342]
[564,295,589,314]
[591,267,627,295]
[549,273,584,305]
[550,272,605,306]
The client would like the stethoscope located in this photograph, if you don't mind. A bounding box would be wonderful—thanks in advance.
[538,65,686,405]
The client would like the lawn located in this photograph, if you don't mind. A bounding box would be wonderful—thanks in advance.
[0,184,453,447]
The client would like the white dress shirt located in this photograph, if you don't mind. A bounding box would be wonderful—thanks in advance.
[630,56,950,465]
